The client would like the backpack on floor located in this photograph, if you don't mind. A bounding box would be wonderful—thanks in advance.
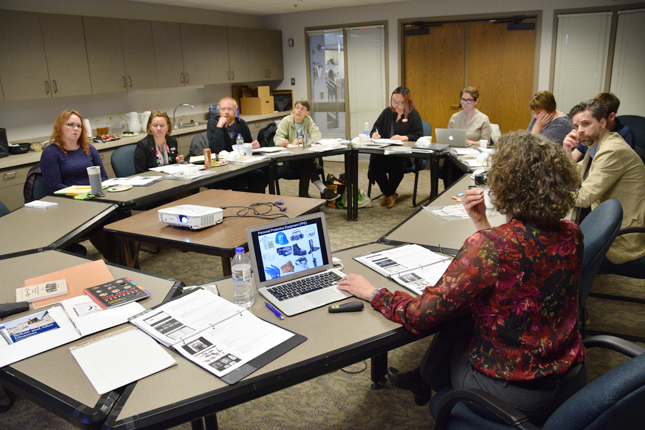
[257,122,278,147]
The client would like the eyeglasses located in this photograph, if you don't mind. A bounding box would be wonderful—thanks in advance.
[294,106,308,112]
[460,98,475,104]
[391,100,405,106]
[66,123,83,129]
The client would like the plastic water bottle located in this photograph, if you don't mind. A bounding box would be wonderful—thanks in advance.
[363,122,370,136]
[235,133,244,156]
[232,247,254,309]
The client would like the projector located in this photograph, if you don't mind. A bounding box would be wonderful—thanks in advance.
[158,205,223,230]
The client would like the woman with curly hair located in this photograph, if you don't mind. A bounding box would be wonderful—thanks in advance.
[339,131,586,425]
[41,109,108,196]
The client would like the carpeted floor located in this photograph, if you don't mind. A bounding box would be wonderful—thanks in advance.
[1,161,644,430]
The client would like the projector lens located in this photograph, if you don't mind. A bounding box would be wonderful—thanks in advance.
[179,215,188,224]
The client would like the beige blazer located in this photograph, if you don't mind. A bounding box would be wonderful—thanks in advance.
[448,109,492,141]
[576,130,645,264]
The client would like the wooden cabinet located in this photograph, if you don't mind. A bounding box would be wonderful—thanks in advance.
[180,24,210,86]
[120,20,158,91]
[205,26,232,85]
[40,14,93,98]
[84,17,127,94]
[226,27,250,83]
[0,165,32,211]
[151,22,185,88]
[0,11,92,101]
[248,29,283,81]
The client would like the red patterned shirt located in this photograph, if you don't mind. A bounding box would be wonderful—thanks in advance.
[372,219,586,381]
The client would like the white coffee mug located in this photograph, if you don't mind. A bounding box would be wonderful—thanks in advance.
[479,139,488,149]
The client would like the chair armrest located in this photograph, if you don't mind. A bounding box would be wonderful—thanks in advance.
[434,388,540,430]
[616,226,645,236]
[583,335,645,358]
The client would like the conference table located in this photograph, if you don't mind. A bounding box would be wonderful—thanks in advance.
[100,242,432,430]
[0,196,118,259]
[380,175,505,254]
[104,189,326,275]
[0,250,183,429]
[90,159,271,217]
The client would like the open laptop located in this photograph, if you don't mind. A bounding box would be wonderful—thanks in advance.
[436,128,468,147]
[246,212,351,316]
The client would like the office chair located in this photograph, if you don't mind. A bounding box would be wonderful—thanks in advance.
[577,199,623,337]
[23,165,48,203]
[273,159,326,196]
[367,119,432,207]
[187,132,209,162]
[429,334,645,430]
[617,115,645,164]
[111,144,137,177]
[0,200,9,217]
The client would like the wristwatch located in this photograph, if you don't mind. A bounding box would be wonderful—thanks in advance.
[370,288,386,302]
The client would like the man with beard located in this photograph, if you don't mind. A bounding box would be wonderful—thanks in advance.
[564,99,645,271]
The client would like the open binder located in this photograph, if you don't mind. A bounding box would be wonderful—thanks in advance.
[129,289,306,385]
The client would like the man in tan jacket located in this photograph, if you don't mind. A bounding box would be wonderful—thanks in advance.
[564,99,645,275]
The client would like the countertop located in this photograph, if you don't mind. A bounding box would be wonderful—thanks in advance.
[0,111,289,170]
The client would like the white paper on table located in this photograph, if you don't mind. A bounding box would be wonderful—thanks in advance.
[102,176,163,187]
[150,164,205,175]
[354,244,450,278]
[372,138,404,145]
[253,147,287,153]
[384,147,413,155]
[70,327,176,395]
[228,155,266,164]
[452,148,479,156]
[0,306,81,368]
[316,138,349,146]
[390,259,452,295]
[61,295,145,337]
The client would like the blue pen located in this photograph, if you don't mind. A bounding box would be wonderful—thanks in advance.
[265,302,284,320]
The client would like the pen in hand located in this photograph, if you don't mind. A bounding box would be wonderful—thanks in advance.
[265,302,284,320]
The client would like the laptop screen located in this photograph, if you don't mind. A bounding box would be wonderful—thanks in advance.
[248,214,331,284]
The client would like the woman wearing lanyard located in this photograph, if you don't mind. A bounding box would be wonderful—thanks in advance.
[134,111,184,174]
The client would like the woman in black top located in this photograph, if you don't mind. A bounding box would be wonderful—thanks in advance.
[368,87,423,208]
[134,112,184,174]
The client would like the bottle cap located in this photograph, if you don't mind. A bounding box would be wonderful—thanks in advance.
[235,247,245,253]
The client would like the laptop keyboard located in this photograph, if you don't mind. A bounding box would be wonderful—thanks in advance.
[267,271,342,301]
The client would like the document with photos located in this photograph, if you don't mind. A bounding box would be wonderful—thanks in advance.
[354,244,452,295]
[129,289,299,382]
[101,176,163,187]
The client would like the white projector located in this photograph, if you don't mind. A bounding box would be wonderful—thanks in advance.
[158,205,223,230]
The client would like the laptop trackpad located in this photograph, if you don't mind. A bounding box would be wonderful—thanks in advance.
[306,289,345,305]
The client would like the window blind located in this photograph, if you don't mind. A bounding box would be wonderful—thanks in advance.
[610,9,645,115]
[553,12,612,114]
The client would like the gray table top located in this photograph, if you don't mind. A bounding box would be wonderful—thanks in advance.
[106,242,424,427]
[0,196,117,258]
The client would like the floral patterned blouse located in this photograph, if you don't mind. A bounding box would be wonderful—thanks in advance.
[372,219,586,381]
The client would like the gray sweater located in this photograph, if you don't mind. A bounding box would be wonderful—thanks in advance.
[526,115,573,145]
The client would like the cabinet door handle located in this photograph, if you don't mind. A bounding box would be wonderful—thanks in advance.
[128,76,133,87]
[3,172,17,180]
[53,80,58,93]
[123,76,127,88]
[45,81,50,94]
[186,73,190,83]
[232,71,235,81]
[228,71,231,80]
[268,69,271,78]
[180,73,185,83]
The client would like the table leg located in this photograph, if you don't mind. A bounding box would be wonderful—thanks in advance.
[191,414,218,430]
[344,148,359,221]
[267,161,277,195]
[370,352,388,389]
[222,256,232,277]
[430,156,440,201]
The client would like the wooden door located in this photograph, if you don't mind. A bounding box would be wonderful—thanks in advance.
[468,20,536,133]
[0,11,50,101]
[84,17,127,94]
[120,20,158,91]
[404,22,466,140]
[180,24,209,86]
[40,14,92,98]
[152,22,185,88]
[227,27,250,83]
[205,26,231,85]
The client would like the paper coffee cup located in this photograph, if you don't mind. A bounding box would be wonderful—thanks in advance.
[479,139,488,148]
[243,143,253,156]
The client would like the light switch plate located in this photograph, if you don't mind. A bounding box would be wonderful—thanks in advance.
[291,78,295,85]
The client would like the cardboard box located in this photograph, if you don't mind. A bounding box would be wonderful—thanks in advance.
[242,86,270,98]
[241,96,275,115]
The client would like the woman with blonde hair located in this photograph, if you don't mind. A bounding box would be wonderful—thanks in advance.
[40,109,108,195]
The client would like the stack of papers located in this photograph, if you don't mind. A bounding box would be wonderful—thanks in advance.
[253,147,288,153]
[354,244,452,295]
[372,138,404,145]
[24,200,58,209]
[150,164,205,175]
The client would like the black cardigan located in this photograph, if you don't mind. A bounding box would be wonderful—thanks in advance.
[370,107,423,141]
[134,134,180,173]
